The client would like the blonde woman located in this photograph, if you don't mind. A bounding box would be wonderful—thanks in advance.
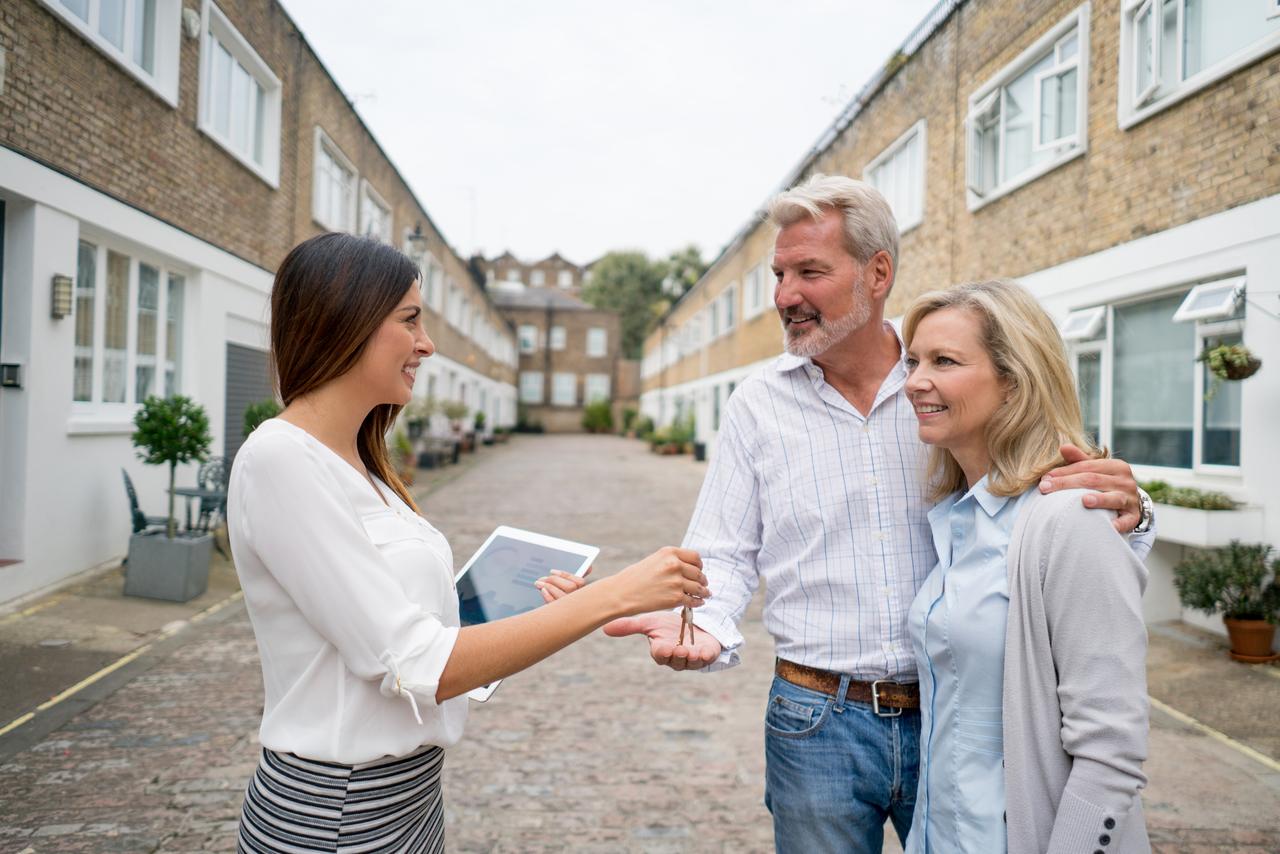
[901,280,1149,853]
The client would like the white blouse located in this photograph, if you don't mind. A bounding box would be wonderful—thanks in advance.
[227,418,468,764]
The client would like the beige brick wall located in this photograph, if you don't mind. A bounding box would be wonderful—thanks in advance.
[643,0,1280,393]
[503,305,622,431]
[1,0,514,385]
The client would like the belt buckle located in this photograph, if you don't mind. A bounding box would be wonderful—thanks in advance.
[871,680,903,717]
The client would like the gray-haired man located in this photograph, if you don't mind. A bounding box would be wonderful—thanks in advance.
[607,174,1151,852]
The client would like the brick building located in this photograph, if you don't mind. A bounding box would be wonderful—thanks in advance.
[0,0,517,605]
[474,252,635,432]
[640,0,1280,636]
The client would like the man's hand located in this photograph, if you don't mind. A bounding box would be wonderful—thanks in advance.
[603,611,723,671]
[1040,443,1142,534]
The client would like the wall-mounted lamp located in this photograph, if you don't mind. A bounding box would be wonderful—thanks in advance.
[51,274,74,319]
[405,223,428,258]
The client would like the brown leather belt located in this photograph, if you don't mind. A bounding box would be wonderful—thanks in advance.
[776,658,919,716]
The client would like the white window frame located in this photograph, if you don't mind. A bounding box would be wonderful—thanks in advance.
[1071,279,1246,478]
[1172,276,1245,323]
[965,3,1090,211]
[551,372,577,407]
[743,261,771,320]
[69,233,188,433]
[549,325,566,351]
[864,119,927,233]
[197,0,282,187]
[1060,305,1106,340]
[359,180,392,242]
[585,373,611,403]
[720,283,738,335]
[586,327,608,358]
[558,270,574,288]
[1118,0,1280,129]
[312,127,358,232]
[1032,32,1082,152]
[520,371,544,404]
[530,269,546,287]
[518,324,539,354]
[40,0,181,106]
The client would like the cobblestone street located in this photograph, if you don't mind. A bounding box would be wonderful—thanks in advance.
[1,435,1278,852]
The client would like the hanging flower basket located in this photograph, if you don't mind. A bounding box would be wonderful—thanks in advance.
[1197,342,1261,400]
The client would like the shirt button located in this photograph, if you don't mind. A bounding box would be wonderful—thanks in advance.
[867,475,879,487]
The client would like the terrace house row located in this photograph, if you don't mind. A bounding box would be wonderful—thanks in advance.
[640,0,1280,636]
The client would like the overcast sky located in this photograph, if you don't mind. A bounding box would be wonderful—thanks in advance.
[277,1,936,265]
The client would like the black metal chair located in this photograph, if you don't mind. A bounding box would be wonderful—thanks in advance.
[195,456,229,534]
[122,469,167,535]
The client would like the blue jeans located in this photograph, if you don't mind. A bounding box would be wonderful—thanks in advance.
[764,674,921,854]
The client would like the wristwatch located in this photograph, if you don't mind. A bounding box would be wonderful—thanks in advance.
[1132,489,1154,534]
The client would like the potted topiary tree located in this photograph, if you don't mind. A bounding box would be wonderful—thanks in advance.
[125,395,214,602]
[1173,541,1280,662]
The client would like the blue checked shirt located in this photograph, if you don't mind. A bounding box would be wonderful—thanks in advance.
[685,326,935,681]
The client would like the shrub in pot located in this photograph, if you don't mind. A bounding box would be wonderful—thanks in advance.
[126,395,214,602]
[581,400,613,434]
[1173,540,1280,662]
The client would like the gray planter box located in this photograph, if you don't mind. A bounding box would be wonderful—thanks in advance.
[124,531,213,602]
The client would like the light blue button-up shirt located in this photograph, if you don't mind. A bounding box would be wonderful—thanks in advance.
[905,476,1034,854]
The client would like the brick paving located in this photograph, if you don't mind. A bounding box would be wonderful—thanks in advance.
[0,435,1277,852]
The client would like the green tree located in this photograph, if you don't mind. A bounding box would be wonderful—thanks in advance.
[581,251,665,359]
[132,395,213,538]
[659,244,708,301]
[582,246,708,359]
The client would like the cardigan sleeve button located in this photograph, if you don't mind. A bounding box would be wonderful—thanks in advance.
[1100,833,1111,845]
[1104,817,1116,829]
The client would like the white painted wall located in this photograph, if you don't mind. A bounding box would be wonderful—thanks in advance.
[1023,192,1280,635]
[0,148,516,606]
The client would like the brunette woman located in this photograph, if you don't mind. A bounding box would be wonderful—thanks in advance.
[228,233,708,853]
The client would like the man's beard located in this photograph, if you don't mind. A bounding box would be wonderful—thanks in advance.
[782,275,872,358]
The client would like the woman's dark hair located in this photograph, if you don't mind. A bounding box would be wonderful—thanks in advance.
[271,232,421,510]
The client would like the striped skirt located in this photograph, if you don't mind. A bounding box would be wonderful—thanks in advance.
[238,745,446,853]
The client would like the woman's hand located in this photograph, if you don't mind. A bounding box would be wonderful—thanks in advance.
[534,567,592,603]
[605,546,709,617]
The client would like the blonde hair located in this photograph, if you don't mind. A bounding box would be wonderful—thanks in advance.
[902,279,1105,502]
[768,173,900,276]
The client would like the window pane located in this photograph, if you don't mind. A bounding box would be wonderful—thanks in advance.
[62,0,89,21]
[552,373,576,406]
[74,240,97,402]
[99,0,126,49]
[1184,0,1277,78]
[136,263,159,401]
[520,372,543,404]
[133,0,156,73]
[166,273,184,395]
[1076,351,1101,447]
[1136,3,1154,97]
[1002,52,1055,182]
[1202,332,1242,466]
[230,60,251,155]
[1112,294,1194,468]
[103,251,130,403]
[213,42,233,138]
[253,82,266,165]
[1158,0,1178,93]
[1040,67,1077,144]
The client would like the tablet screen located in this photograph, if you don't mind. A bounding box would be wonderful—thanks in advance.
[456,534,588,626]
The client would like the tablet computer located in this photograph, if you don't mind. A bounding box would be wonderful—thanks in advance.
[453,525,599,702]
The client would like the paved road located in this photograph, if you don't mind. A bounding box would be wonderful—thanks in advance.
[1,435,1277,852]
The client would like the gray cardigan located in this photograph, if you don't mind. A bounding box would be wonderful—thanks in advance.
[1004,489,1151,854]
